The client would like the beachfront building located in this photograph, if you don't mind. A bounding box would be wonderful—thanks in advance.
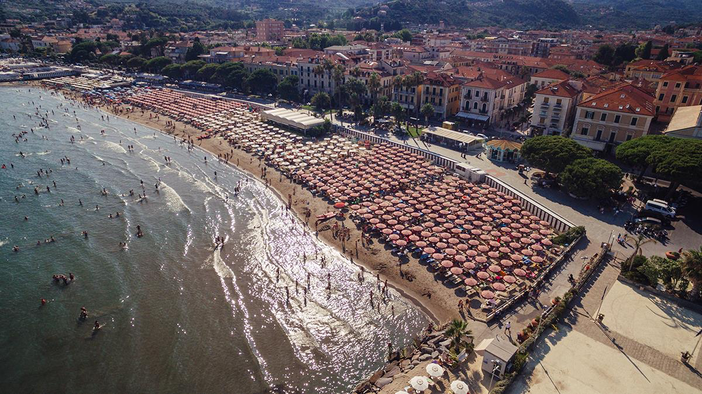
[297,55,352,99]
[571,84,655,153]
[349,61,394,105]
[392,75,423,114]
[664,105,702,140]
[530,80,582,136]
[419,72,462,120]
[529,68,570,90]
[484,139,522,162]
[457,74,527,127]
[242,56,299,83]
[653,65,702,122]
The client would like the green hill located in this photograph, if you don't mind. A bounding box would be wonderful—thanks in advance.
[341,0,581,30]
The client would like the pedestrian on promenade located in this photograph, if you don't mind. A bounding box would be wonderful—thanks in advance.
[504,321,511,336]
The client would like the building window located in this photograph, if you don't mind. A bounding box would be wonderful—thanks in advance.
[626,134,633,141]
[556,99,562,105]
[658,93,664,100]
[600,113,607,121]
[682,96,688,104]
[662,81,668,87]
[581,127,589,135]
[614,115,620,123]
[473,102,478,109]
[585,111,594,119]
[544,97,549,103]
[675,82,681,88]
[631,117,638,126]
[670,95,677,103]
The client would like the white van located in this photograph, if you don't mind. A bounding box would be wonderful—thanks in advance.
[643,199,676,219]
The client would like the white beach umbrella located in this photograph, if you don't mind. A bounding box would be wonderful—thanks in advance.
[450,380,470,394]
[395,391,410,394]
[410,376,430,392]
[426,363,445,377]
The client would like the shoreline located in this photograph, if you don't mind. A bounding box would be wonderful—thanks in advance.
[28,83,453,324]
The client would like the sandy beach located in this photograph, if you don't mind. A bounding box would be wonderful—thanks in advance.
[46,84,462,324]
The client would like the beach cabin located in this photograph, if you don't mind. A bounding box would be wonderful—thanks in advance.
[484,139,522,162]
[474,336,518,378]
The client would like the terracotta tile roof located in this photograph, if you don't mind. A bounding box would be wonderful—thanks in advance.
[626,59,682,73]
[423,72,459,87]
[578,84,655,116]
[660,65,702,83]
[531,68,570,81]
[536,80,580,98]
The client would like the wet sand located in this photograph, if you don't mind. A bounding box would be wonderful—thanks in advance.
[50,86,466,324]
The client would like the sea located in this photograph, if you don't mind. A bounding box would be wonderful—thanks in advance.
[0,87,429,394]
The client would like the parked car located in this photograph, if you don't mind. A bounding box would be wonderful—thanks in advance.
[641,199,676,219]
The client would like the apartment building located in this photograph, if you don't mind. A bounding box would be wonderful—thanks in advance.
[624,59,682,82]
[529,68,570,89]
[457,74,527,126]
[297,55,352,98]
[256,19,284,42]
[653,65,702,122]
[201,46,276,64]
[571,84,655,152]
[241,56,298,83]
[419,72,462,120]
[348,60,395,105]
[530,80,582,136]
[392,77,422,113]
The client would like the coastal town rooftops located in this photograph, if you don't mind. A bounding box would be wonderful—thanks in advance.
[463,74,526,90]
[578,84,655,116]
[626,59,683,73]
[531,68,570,81]
[536,80,580,98]
[660,65,702,84]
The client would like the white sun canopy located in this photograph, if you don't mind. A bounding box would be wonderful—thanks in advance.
[262,108,324,130]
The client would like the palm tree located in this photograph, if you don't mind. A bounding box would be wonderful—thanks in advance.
[421,103,435,125]
[624,234,656,271]
[368,72,381,104]
[349,66,361,78]
[444,319,474,353]
[681,247,702,300]
[332,64,346,116]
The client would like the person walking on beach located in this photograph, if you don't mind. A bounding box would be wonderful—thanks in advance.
[504,321,511,336]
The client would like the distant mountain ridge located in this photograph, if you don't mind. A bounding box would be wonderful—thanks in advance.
[343,0,702,29]
[344,0,581,30]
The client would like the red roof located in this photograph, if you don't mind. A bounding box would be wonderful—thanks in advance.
[536,80,580,98]
[660,65,702,84]
[531,68,570,81]
[578,84,655,116]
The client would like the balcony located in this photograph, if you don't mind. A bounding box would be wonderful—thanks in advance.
[540,102,550,108]
[480,96,489,102]
[554,103,562,109]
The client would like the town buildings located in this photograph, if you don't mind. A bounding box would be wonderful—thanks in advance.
[256,19,284,42]
[419,72,462,120]
[531,80,582,136]
[571,84,655,152]
[458,74,527,127]
[653,65,702,122]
